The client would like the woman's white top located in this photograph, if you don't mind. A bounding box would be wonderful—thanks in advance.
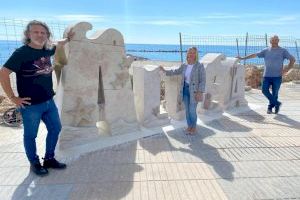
[184,64,194,84]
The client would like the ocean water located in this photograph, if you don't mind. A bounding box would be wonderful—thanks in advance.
[126,44,298,65]
[0,40,298,65]
[126,43,245,62]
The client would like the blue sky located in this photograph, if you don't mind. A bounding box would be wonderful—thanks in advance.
[1,0,300,44]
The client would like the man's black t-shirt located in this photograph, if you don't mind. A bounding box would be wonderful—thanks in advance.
[4,45,56,105]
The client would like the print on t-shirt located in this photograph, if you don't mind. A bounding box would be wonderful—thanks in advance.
[23,56,53,77]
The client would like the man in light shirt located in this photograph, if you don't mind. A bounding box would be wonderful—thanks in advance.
[237,35,295,114]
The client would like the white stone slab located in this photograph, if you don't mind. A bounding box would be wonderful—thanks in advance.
[56,22,139,148]
[132,64,169,127]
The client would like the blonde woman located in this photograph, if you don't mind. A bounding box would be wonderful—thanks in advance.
[160,47,206,134]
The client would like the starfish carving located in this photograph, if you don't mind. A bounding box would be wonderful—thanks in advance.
[66,97,96,126]
[110,71,129,89]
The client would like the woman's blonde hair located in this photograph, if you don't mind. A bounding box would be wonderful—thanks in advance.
[186,46,199,63]
[23,20,53,49]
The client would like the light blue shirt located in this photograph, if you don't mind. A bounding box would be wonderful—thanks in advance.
[256,47,293,77]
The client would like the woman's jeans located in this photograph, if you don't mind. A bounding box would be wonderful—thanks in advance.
[262,77,282,109]
[20,99,62,164]
[183,83,198,128]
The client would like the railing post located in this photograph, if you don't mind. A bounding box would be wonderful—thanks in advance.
[244,32,248,66]
[236,38,240,57]
[296,41,300,66]
[179,32,183,63]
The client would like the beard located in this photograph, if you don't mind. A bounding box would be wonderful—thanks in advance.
[30,38,47,47]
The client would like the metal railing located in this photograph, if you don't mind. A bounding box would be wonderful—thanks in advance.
[180,32,300,65]
[0,18,299,66]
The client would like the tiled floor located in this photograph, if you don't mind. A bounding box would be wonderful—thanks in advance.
[0,83,300,200]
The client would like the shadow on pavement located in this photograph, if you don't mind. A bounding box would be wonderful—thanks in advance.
[141,125,235,181]
[11,171,72,200]
[204,116,253,132]
[12,142,142,200]
[234,109,300,129]
[230,109,265,122]
[274,114,300,129]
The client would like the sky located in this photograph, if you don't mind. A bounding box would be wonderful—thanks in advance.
[1,0,300,44]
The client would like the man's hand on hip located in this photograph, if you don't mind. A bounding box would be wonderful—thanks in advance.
[10,96,31,108]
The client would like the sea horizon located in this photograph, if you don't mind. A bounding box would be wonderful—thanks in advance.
[0,40,298,65]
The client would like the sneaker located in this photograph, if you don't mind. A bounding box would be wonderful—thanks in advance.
[43,158,67,169]
[267,108,272,114]
[30,161,48,176]
[275,102,282,114]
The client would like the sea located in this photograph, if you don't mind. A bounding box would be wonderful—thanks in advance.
[0,40,298,66]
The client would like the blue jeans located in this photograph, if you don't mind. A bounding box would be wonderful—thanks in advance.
[183,83,198,128]
[262,77,282,109]
[20,99,62,164]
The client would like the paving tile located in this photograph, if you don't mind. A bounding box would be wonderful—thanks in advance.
[0,83,300,199]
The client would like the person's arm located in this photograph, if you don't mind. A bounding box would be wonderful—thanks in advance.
[198,64,206,93]
[282,56,295,74]
[159,64,184,76]
[236,53,257,60]
[286,56,295,71]
[282,49,296,74]
[195,64,206,102]
[54,28,75,49]
[0,67,31,107]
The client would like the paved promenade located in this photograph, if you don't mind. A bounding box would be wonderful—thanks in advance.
[0,83,299,200]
